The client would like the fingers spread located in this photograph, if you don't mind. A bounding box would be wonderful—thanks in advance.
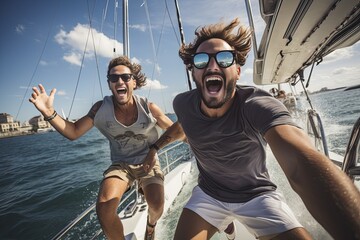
[38,84,45,93]
[32,87,40,96]
[50,88,57,96]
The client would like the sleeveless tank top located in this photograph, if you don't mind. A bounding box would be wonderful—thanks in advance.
[94,95,161,164]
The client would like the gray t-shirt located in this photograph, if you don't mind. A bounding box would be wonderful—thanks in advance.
[94,95,161,165]
[173,85,297,203]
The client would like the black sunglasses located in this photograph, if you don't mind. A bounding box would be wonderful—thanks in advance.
[107,73,133,83]
[192,50,235,69]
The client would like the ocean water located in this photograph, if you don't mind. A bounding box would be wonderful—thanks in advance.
[0,88,359,240]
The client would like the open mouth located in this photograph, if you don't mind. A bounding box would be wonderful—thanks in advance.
[116,87,127,95]
[205,77,223,94]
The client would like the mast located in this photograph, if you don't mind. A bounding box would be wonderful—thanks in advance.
[174,0,192,90]
[123,0,130,57]
[244,0,259,59]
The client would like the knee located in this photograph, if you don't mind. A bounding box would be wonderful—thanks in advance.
[96,199,118,223]
[147,196,164,212]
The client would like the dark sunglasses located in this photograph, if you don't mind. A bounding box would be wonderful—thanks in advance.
[192,50,235,69]
[107,73,133,83]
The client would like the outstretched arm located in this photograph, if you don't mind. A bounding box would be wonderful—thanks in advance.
[29,84,94,140]
[265,124,360,240]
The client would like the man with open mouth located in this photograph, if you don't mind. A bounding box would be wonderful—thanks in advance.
[29,56,178,240]
[144,18,360,240]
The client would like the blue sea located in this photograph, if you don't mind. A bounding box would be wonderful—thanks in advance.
[0,88,359,240]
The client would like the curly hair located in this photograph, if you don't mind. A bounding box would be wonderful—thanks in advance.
[179,18,252,68]
[107,56,147,89]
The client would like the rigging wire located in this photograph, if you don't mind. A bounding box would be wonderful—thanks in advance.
[143,0,160,79]
[173,0,192,90]
[68,0,106,119]
[96,0,110,98]
[67,24,92,119]
[86,0,104,101]
[142,0,168,112]
[15,3,59,121]
[113,0,119,55]
[164,0,180,46]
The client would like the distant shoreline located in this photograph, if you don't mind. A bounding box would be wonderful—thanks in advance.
[310,84,360,95]
[344,84,360,91]
[0,131,36,139]
[0,128,56,139]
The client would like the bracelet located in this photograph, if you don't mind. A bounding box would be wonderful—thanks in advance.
[150,143,160,151]
[44,110,57,121]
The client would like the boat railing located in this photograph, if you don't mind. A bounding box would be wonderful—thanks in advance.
[341,116,360,182]
[307,109,360,182]
[51,141,191,240]
[306,109,329,157]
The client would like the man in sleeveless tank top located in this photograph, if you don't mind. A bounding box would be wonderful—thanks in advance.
[29,56,179,240]
[144,19,360,240]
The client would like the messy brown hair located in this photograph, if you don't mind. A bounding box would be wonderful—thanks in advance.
[107,56,146,89]
[179,18,252,69]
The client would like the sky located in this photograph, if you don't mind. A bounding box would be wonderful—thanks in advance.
[1,0,359,123]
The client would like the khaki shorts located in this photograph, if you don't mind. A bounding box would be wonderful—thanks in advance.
[103,159,164,192]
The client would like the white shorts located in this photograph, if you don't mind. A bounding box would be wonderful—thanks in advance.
[184,186,302,238]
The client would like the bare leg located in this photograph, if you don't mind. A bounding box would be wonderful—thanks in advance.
[142,183,165,235]
[174,208,218,240]
[96,177,129,240]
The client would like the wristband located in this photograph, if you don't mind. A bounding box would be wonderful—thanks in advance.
[150,143,160,151]
[44,110,57,121]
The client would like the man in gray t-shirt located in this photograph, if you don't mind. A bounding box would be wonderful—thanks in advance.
[174,85,296,203]
[144,18,360,240]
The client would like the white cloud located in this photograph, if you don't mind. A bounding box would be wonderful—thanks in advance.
[130,24,147,32]
[308,64,360,91]
[243,67,253,75]
[155,63,161,74]
[131,57,141,64]
[332,67,356,75]
[323,46,354,63]
[57,90,67,96]
[55,23,123,65]
[63,52,82,66]
[39,60,48,66]
[142,79,167,90]
[16,24,25,34]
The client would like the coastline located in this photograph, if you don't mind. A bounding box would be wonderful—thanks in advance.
[0,128,56,139]
[0,131,36,139]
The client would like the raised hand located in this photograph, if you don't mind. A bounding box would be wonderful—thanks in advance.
[29,84,57,116]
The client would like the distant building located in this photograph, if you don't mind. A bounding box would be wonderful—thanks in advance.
[0,113,20,132]
[29,115,52,131]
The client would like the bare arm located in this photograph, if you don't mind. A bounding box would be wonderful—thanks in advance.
[148,102,173,130]
[265,124,360,240]
[143,102,187,172]
[29,84,94,140]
